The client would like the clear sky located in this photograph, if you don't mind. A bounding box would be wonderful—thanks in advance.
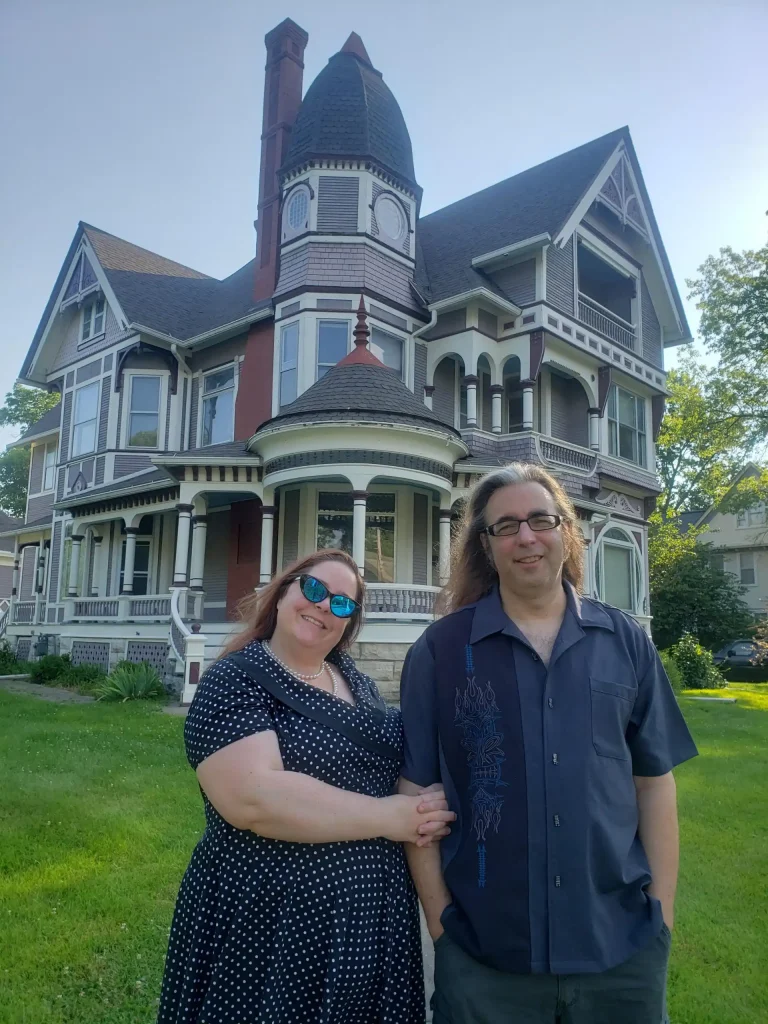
[1,0,766,449]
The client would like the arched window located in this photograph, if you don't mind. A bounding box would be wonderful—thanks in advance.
[282,184,311,242]
[595,526,643,613]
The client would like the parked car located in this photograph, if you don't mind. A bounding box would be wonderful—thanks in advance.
[712,639,768,682]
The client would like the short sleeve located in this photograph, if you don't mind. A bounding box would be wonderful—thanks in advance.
[399,634,441,786]
[628,640,698,776]
[184,657,276,769]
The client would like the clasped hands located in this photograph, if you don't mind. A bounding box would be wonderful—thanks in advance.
[384,783,455,847]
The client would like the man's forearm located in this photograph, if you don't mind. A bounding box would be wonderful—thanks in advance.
[634,771,679,928]
[404,841,451,938]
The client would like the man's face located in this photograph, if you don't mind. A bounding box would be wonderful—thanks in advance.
[482,482,566,597]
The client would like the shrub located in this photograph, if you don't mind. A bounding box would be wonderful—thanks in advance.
[29,654,71,685]
[97,662,165,703]
[57,664,108,695]
[659,649,682,692]
[672,632,726,689]
[0,640,31,675]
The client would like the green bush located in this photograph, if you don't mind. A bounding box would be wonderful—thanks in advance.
[0,639,32,675]
[672,632,726,689]
[57,664,108,695]
[28,654,71,685]
[97,662,165,703]
[659,649,683,692]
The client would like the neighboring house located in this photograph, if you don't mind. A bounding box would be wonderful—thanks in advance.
[0,20,691,693]
[0,510,23,621]
[684,464,768,617]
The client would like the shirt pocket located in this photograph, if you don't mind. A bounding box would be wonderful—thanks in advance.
[589,678,636,760]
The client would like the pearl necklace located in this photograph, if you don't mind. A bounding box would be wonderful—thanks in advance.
[263,640,339,697]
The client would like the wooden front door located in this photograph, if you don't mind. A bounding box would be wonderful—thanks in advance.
[226,499,262,616]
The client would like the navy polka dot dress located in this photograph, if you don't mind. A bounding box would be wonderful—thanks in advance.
[157,640,425,1023]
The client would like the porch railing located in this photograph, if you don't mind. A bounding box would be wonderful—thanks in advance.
[0,606,8,638]
[578,293,635,350]
[73,598,119,618]
[130,596,171,618]
[364,584,440,620]
[12,601,35,625]
[66,594,172,622]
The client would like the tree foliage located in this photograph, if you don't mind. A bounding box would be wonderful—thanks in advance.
[0,384,60,518]
[649,516,755,651]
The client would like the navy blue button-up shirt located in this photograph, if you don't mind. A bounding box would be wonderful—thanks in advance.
[400,584,698,975]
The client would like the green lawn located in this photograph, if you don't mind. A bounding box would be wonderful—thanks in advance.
[1,687,766,1024]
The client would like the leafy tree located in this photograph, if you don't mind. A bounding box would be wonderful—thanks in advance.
[0,384,60,518]
[649,516,754,650]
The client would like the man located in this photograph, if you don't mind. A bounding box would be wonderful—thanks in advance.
[400,463,697,1024]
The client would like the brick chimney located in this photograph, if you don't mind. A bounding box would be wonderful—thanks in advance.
[253,18,309,301]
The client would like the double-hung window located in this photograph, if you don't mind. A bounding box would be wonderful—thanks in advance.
[81,298,106,342]
[317,320,349,379]
[739,552,756,586]
[596,527,642,613]
[370,326,404,379]
[736,503,765,528]
[607,385,646,467]
[128,376,161,447]
[202,366,235,446]
[71,381,99,457]
[279,323,299,406]
[43,445,56,491]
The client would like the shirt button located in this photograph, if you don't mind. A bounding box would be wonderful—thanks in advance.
[554,814,561,827]
[552,753,559,765]
[555,875,561,887]
[531,652,539,661]
[548,697,554,709]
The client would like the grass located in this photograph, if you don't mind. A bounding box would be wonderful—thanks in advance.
[0,686,766,1023]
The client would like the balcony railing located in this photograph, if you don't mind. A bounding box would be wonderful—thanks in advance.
[536,436,598,475]
[364,584,440,621]
[578,293,635,350]
[13,601,35,624]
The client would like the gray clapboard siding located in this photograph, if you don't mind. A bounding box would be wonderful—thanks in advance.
[202,509,229,602]
[432,358,456,427]
[164,384,172,450]
[549,373,588,447]
[59,392,73,462]
[317,176,360,233]
[114,454,152,478]
[76,359,101,384]
[20,546,36,599]
[546,238,575,313]
[98,375,111,451]
[48,521,62,602]
[29,445,45,494]
[281,491,301,568]
[478,309,498,337]
[419,308,467,341]
[641,274,662,368]
[490,259,537,307]
[27,493,54,524]
[412,493,429,585]
[188,378,200,449]
[413,343,427,401]
[95,456,105,485]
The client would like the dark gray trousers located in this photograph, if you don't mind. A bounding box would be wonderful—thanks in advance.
[432,927,671,1024]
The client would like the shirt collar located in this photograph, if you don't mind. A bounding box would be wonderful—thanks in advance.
[469,580,615,645]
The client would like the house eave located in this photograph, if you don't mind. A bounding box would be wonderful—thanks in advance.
[428,288,522,317]
[471,233,552,270]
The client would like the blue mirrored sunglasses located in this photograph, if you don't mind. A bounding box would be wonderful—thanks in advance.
[293,574,360,619]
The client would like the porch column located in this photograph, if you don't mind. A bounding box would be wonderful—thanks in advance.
[68,535,84,597]
[90,536,102,596]
[173,504,194,585]
[522,380,535,431]
[11,555,19,597]
[122,527,139,593]
[490,385,504,434]
[588,408,600,451]
[438,509,452,587]
[259,506,276,584]
[189,516,208,590]
[36,545,47,594]
[464,376,478,427]
[424,385,435,411]
[352,491,368,576]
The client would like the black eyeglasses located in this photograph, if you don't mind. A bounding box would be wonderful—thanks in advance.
[291,574,360,619]
[484,514,561,538]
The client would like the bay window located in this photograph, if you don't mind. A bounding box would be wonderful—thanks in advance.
[280,323,299,406]
[128,375,161,447]
[370,326,404,379]
[317,320,349,379]
[71,381,99,457]
[607,385,647,467]
[202,366,235,446]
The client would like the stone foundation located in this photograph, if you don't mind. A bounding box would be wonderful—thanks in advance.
[348,641,412,704]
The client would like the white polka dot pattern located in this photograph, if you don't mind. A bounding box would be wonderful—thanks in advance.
[157,640,425,1023]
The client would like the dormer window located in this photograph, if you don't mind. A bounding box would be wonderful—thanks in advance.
[374,193,406,244]
[282,184,311,242]
[81,298,106,342]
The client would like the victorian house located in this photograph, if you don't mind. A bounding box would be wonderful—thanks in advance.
[2,19,691,698]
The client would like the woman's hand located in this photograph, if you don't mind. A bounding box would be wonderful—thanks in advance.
[381,793,456,846]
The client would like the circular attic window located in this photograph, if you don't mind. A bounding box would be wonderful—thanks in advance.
[287,189,309,231]
[375,194,406,243]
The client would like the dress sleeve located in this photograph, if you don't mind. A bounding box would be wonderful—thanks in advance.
[184,656,277,769]
[399,633,441,786]
[628,636,699,776]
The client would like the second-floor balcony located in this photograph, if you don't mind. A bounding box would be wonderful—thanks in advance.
[578,293,636,351]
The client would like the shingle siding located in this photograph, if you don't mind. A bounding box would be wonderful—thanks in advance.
[98,376,111,451]
[412,492,429,585]
[114,454,152,477]
[641,274,662,368]
[489,259,537,307]
[420,308,466,341]
[546,237,575,314]
[27,493,54,524]
[51,304,129,373]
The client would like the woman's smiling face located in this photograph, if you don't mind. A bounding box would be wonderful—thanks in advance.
[274,559,360,656]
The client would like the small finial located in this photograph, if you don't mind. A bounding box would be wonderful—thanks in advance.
[353,296,370,348]
[192,623,201,634]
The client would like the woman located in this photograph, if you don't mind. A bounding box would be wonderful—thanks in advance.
[158,550,454,1024]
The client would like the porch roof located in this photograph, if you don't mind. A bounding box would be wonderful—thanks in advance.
[54,467,176,511]
[154,440,261,464]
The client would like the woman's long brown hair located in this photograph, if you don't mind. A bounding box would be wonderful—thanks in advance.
[439,463,585,614]
[218,549,365,659]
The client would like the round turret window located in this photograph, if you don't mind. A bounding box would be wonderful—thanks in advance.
[287,189,309,231]
[375,194,406,243]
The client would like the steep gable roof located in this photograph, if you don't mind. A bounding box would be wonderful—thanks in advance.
[693,462,764,529]
[8,401,61,448]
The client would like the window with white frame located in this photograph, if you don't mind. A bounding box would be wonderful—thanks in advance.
[81,297,106,342]
[370,326,404,379]
[279,323,299,406]
[127,375,161,447]
[739,551,756,586]
[201,366,235,446]
[317,320,349,379]
[282,184,311,242]
[607,385,647,467]
[595,527,642,613]
[43,445,56,491]
[736,503,765,528]
[71,381,99,457]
